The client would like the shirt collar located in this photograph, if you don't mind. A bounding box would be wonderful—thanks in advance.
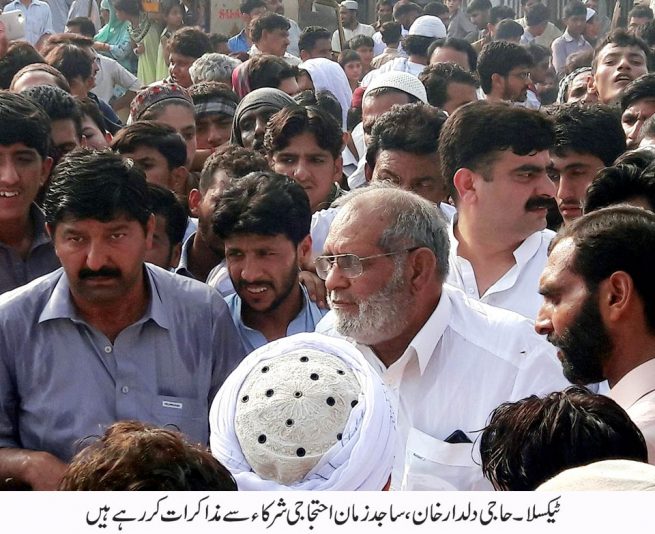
[609,358,655,408]
[407,289,452,375]
[174,231,195,277]
[30,204,52,249]
[39,265,170,329]
[563,30,584,44]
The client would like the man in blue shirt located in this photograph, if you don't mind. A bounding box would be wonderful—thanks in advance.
[0,150,245,490]
[213,171,327,353]
[3,0,54,47]
[228,0,268,55]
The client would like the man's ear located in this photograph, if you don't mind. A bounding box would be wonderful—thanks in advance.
[587,71,598,95]
[169,242,182,270]
[171,165,189,200]
[407,247,438,294]
[600,271,635,325]
[145,213,156,251]
[490,72,503,92]
[332,155,343,182]
[364,161,373,183]
[452,167,478,204]
[40,156,53,187]
[188,188,203,217]
[297,235,313,267]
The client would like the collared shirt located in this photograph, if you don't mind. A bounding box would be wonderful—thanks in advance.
[228,29,250,54]
[287,17,301,58]
[551,30,592,75]
[46,0,71,34]
[93,54,142,104]
[174,230,197,280]
[517,18,562,48]
[447,220,555,320]
[370,47,402,69]
[4,0,54,45]
[372,27,407,56]
[447,9,477,41]
[609,358,655,464]
[0,265,245,461]
[248,44,301,66]
[351,284,568,490]
[361,56,425,85]
[225,284,327,354]
[0,205,60,295]
[331,22,375,53]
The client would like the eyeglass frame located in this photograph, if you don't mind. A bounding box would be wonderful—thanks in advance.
[314,247,420,280]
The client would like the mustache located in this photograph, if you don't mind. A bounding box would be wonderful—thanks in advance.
[525,196,557,211]
[79,267,122,279]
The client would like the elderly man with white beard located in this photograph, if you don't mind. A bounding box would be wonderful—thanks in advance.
[315,184,569,490]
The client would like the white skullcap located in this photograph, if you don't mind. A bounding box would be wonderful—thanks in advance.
[363,71,428,103]
[537,460,655,491]
[586,8,596,22]
[210,333,397,491]
[341,0,358,10]
[408,15,447,39]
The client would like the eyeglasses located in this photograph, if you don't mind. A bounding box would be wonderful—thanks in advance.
[510,71,531,81]
[314,248,419,280]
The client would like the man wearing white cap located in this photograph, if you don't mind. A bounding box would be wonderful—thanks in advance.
[210,333,396,490]
[332,1,375,53]
[362,15,447,84]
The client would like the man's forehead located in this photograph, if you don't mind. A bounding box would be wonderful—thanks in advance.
[598,44,647,61]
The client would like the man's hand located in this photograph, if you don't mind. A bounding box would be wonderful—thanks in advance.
[21,451,67,490]
[299,270,329,309]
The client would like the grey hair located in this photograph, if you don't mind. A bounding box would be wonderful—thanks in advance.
[189,53,242,85]
[334,183,450,279]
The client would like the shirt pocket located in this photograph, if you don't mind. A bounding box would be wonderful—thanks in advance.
[400,427,491,491]
[152,395,208,446]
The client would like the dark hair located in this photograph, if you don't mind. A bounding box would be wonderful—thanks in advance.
[428,37,478,71]
[480,387,648,491]
[489,5,515,25]
[615,146,655,167]
[0,42,44,89]
[423,2,448,17]
[550,103,626,166]
[585,163,655,212]
[114,0,141,16]
[526,3,549,26]
[294,89,343,126]
[148,183,187,247]
[593,29,651,72]
[264,105,344,159]
[526,43,551,63]
[621,74,655,111]
[111,121,187,170]
[10,62,71,92]
[161,0,183,17]
[77,96,107,134]
[637,20,655,47]
[43,149,152,230]
[366,103,446,169]
[66,16,97,38]
[348,34,374,51]
[209,33,229,50]
[419,62,479,108]
[380,21,402,44]
[394,2,421,18]
[642,116,655,144]
[439,102,555,188]
[629,5,654,21]
[466,0,492,14]
[41,33,95,58]
[477,41,533,94]
[563,0,586,19]
[251,12,290,43]
[495,20,524,41]
[22,84,83,140]
[404,35,436,57]
[188,80,239,108]
[199,143,269,193]
[212,171,311,245]
[246,54,296,91]
[551,205,655,330]
[239,0,266,14]
[338,48,360,67]
[44,44,93,83]
[0,91,51,158]
[298,26,331,53]
[59,421,237,491]
[169,27,213,59]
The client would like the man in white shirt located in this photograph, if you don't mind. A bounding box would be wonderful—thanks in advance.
[249,12,300,66]
[262,0,301,57]
[536,206,655,464]
[316,185,568,490]
[3,0,53,47]
[439,101,557,319]
[331,0,375,53]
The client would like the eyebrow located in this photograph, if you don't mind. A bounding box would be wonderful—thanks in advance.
[511,164,545,173]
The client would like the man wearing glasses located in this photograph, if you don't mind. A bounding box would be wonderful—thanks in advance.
[315,184,568,491]
[477,41,534,104]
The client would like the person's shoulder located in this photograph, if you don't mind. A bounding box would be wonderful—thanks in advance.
[147,264,227,312]
[359,23,375,34]
[0,269,63,323]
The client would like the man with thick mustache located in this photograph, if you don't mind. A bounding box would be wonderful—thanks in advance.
[0,150,245,490]
[536,206,655,464]
[439,101,557,319]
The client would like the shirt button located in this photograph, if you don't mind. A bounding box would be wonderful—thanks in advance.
[121,386,129,394]
[104,346,112,353]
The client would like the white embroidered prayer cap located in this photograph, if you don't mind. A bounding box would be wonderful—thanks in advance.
[408,15,447,39]
[363,71,428,103]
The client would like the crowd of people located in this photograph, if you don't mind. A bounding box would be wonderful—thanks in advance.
[1,0,655,492]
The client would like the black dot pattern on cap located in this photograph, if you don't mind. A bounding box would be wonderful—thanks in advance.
[300,356,309,362]
[258,434,266,443]
[337,370,345,375]
[241,395,249,402]
[296,447,306,457]
[337,433,342,440]
[294,391,303,398]
[261,366,269,373]
[351,400,358,408]
[310,373,319,381]
[286,419,294,426]
[326,397,335,406]
[266,389,274,397]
